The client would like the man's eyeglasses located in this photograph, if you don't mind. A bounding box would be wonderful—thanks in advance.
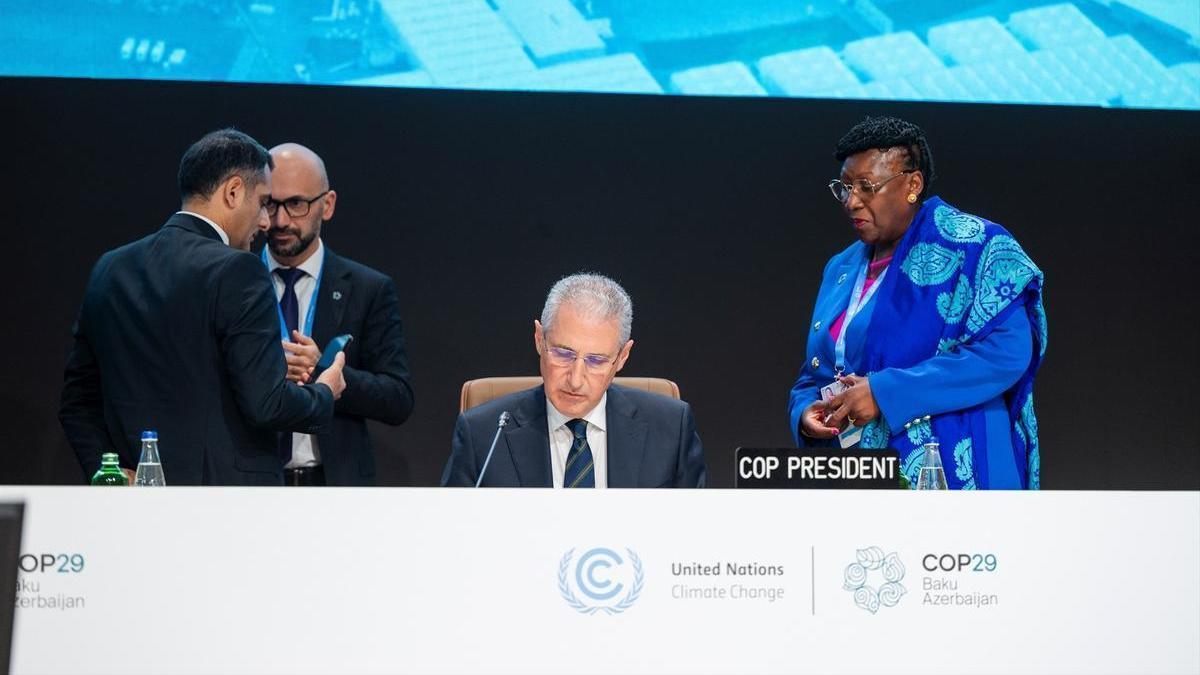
[828,170,915,203]
[542,339,617,374]
[267,190,331,218]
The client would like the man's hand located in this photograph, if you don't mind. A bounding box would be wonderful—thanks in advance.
[282,330,322,384]
[800,400,842,439]
[315,351,347,400]
[824,374,880,430]
[122,468,136,485]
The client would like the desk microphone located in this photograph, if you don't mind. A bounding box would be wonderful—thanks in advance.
[475,411,511,488]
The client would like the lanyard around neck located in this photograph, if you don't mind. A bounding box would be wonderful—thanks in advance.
[834,259,888,373]
[262,248,324,341]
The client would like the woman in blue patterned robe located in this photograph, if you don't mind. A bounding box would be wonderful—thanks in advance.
[788,117,1047,489]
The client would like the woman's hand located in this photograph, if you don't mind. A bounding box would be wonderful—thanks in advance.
[800,400,842,439]
[825,374,880,429]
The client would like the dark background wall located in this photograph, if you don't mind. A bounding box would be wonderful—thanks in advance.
[1,76,1196,489]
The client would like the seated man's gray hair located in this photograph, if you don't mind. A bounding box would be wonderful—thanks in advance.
[540,273,633,345]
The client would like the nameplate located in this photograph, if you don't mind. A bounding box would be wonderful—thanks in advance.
[734,448,902,489]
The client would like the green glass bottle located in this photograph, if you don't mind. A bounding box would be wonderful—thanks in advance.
[90,452,128,486]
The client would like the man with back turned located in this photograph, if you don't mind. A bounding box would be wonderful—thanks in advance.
[58,128,347,485]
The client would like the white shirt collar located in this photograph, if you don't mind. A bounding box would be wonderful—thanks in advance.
[546,391,608,434]
[176,210,229,246]
[265,238,324,278]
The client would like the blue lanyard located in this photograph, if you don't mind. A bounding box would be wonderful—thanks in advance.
[834,260,888,374]
[262,248,324,341]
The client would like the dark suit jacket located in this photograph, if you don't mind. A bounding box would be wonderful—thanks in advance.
[58,213,334,485]
[307,249,414,485]
[441,384,707,488]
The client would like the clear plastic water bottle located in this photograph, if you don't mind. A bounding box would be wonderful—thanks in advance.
[916,438,948,490]
[134,430,166,486]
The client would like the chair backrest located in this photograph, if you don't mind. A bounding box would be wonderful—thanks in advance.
[460,376,680,412]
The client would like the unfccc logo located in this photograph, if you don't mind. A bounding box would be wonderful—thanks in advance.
[843,546,906,614]
[558,547,644,615]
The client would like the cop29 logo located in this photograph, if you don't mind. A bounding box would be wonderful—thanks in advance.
[843,546,906,614]
[558,547,644,615]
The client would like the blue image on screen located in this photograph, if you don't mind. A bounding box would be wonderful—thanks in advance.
[1,0,1196,109]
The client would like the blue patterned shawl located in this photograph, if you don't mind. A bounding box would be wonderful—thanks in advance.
[857,197,1047,489]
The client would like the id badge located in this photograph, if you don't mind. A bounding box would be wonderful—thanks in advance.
[820,374,854,402]
[821,374,855,428]
[838,424,863,449]
[821,374,859,446]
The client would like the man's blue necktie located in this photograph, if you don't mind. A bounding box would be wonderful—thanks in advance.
[564,418,595,488]
[275,267,306,463]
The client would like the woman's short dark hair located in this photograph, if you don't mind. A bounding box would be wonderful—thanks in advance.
[178,128,273,201]
[834,116,936,196]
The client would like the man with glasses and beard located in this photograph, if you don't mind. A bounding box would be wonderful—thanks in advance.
[441,273,707,488]
[264,143,414,486]
[59,129,346,486]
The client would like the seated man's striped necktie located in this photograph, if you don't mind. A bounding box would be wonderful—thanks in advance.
[564,418,595,488]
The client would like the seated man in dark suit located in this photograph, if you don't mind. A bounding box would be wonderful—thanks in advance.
[441,273,707,488]
[263,142,415,486]
[58,128,347,485]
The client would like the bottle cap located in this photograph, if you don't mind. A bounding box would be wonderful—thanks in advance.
[141,430,158,441]
[100,452,119,462]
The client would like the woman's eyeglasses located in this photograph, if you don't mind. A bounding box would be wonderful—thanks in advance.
[828,170,915,203]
